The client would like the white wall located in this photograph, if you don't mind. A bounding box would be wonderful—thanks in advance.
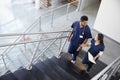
[80,0,99,10]
[93,0,120,43]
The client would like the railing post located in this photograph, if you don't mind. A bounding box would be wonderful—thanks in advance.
[58,38,67,58]
[107,60,120,80]
[76,0,82,12]
[1,55,7,70]
[66,3,70,20]
[26,34,43,70]
[58,32,69,58]
[51,10,54,27]
[23,35,27,54]
[59,33,63,50]
[42,53,46,61]
[39,16,41,32]
[91,56,120,80]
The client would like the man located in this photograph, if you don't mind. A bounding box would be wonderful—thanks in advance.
[68,15,92,63]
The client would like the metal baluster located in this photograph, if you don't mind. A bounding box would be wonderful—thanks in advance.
[42,53,45,61]
[26,34,42,70]
[76,0,83,12]
[51,10,54,27]
[23,35,27,54]
[58,32,69,58]
[39,16,41,32]
[107,59,120,80]
[59,33,63,50]
[113,62,120,74]
[1,54,7,70]
[66,3,70,20]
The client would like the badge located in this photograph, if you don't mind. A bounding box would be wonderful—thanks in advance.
[80,35,83,38]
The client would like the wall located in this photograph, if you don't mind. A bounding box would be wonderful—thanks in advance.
[93,0,120,43]
[80,0,99,10]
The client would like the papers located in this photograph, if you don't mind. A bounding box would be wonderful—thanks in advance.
[88,52,96,64]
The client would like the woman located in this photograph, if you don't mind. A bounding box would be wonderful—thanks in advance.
[81,33,105,72]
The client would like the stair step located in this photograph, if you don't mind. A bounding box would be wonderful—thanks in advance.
[89,60,107,77]
[43,58,77,80]
[97,60,107,68]
[51,56,84,79]
[35,61,61,80]
[29,65,52,80]
[0,71,18,80]
[13,68,33,80]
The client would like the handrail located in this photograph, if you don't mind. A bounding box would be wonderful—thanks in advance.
[0,31,69,74]
[0,18,39,57]
[39,0,77,17]
[0,1,77,73]
[91,56,120,80]
[0,31,70,37]
[0,36,68,48]
[0,0,77,56]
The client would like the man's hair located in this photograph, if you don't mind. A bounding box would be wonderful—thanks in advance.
[80,15,88,21]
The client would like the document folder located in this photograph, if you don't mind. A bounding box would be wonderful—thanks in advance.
[88,52,96,64]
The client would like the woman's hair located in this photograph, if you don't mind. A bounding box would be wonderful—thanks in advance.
[98,33,104,46]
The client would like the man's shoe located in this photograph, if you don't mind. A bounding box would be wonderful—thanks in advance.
[71,60,75,64]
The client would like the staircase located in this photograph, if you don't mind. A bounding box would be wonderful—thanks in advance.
[0,31,113,80]
[0,51,107,80]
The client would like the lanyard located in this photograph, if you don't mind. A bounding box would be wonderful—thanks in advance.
[82,27,86,35]
[76,22,86,35]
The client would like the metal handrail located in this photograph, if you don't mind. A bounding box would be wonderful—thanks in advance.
[0,0,78,73]
[0,32,69,72]
[0,36,68,48]
[0,19,39,59]
[0,30,70,56]
[0,0,77,57]
[0,31,70,37]
[91,56,120,80]
[39,0,78,16]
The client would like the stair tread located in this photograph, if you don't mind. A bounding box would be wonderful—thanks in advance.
[13,68,34,80]
[0,51,107,80]
[29,65,52,80]
[43,58,77,80]
[0,71,18,80]
[89,60,107,77]
[51,56,90,80]
[35,60,62,80]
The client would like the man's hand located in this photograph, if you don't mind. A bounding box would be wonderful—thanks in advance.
[68,30,73,42]
[68,36,71,42]
[77,46,82,51]
[81,44,85,47]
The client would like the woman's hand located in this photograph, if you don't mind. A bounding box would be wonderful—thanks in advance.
[94,54,100,61]
[93,57,96,61]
